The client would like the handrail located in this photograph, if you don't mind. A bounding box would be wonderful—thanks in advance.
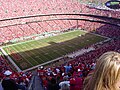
[28,76,35,90]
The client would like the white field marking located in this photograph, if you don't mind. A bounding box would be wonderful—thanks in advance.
[21,44,39,64]
[49,36,74,53]
[27,40,50,63]
[34,43,54,60]
[24,42,44,64]
[1,30,82,48]
[45,53,48,55]
[0,47,22,72]
[68,45,74,48]
[75,29,111,46]
[2,30,108,71]
[77,30,111,46]
[22,37,110,72]
[56,45,67,54]
[17,44,40,65]
[24,30,110,71]
[22,43,95,72]
[50,47,63,56]
[10,46,34,66]
[54,45,67,54]
[42,37,64,56]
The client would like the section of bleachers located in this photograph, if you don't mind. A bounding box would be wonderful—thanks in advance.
[37,39,120,90]
[0,52,33,89]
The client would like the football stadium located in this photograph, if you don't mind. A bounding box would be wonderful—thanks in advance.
[0,0,120,90]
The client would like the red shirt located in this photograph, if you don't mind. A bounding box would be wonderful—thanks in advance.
[74,77,83,90]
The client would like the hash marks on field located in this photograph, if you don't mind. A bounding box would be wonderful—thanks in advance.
[20,62,28,69]
[35,41,56,60]
[3,30,106,70]
[7,46,33,69]
[3,30,79,70]
[20,43,42,64]
[31,40,58,62]
[13,44,43,69]
[14,45,38,66]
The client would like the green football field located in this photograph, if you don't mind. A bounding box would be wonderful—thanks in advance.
[2,30,106,71]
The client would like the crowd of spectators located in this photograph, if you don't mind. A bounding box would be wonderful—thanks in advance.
[0,0,119,45]
[0,54,33,90]
[37,14,120,89]
[37,38,120,90]
[0,0,119,19]
[0,0,119,90]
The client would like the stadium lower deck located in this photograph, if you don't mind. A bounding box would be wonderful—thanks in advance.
[1,30,107,71]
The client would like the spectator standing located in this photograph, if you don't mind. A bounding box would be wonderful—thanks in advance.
[59,76,70,89]
[47,77,60,90]
[2,70,26,90]
[60,83,70,90]
[64,64,72,74]
[2,70,18,90]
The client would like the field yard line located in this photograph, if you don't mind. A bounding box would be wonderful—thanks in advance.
[55,46,68,54]
[35,40,54,60]
[52,46,67,55]
[24,40,51,63]
[0,47,22,72]
[33,49,48,62]
[58,42,75,53]
[35,40,67,58]
[64,36,81,48]
[45,35,71,54]
[11,46,34,66]
[36,40,68,55]
[43,44,63,56]
[29,41,51,62]
[15,44,39,65]
[46,41,68,55]
[2,39,36,48]
[23,43,45,63]
[28,41,52,62]
[2,30,80,48]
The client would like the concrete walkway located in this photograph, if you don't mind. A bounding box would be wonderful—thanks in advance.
[33,72,44,90]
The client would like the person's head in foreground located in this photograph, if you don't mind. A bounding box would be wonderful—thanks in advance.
[84,51,120,90]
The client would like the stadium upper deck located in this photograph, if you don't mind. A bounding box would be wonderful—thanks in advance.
[0,0,119,20]
[0,0,119,44]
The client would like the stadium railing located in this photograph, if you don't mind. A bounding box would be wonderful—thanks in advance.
[28,75,35,90]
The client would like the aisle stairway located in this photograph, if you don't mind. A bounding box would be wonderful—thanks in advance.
[34,72,44,90]
[28,71,44,90]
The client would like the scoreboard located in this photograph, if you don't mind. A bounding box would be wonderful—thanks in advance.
[105,0,120,9]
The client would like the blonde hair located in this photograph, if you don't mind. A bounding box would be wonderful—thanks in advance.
[84,51,120,90]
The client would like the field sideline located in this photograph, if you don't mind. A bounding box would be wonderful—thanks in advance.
[2,30,106,71]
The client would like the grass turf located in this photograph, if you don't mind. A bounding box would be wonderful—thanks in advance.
[2,30,106,70]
